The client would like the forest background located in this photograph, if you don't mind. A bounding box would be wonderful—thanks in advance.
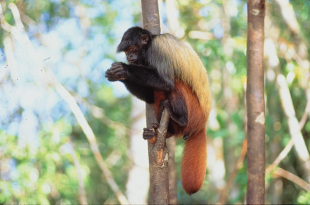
[0,0,310,204]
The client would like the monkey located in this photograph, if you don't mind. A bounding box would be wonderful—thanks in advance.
[105,27,211,195]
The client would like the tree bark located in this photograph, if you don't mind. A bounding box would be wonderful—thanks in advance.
[246,0,266,204]
[148,108,170,204]
[167,137,177,204]
[141,1,169,204]
[141,0,160,34]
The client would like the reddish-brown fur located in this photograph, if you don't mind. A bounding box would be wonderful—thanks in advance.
[154,80,207,195]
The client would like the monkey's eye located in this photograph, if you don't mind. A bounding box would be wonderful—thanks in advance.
[129,48,134,52]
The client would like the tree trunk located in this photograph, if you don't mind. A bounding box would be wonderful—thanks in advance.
[141,1,169,204]
[246,0,266,204]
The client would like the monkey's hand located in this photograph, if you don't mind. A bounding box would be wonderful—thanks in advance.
[143,123,159,143]
[105,62,129,81]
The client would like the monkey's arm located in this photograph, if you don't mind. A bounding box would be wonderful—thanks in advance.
[105,62,174,91]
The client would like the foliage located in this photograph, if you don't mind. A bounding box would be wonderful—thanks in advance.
[0,0,309,204]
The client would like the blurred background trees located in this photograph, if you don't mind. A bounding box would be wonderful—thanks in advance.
[0,0,309,204]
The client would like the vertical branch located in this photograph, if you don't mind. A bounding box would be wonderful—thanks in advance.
[246,0,266,204]
[68,139,88,205]
[141,0,160,34]
[141,1,169,204]
[218,139,247,204]
[148,108,170,204]
[272,0,300,36]
[165,0,181,35]
[219,79,248,204]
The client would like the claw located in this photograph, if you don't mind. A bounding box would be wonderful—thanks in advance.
[151,123,159,129]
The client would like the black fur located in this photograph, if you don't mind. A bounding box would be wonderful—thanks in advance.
[122,63,174,91]
[122,79,154,103]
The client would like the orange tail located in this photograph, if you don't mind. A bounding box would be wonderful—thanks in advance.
[181,128,207,195]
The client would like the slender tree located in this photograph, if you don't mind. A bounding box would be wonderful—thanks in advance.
[246,0,266,204]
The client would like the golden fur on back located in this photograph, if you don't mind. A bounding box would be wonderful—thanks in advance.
[147,34,211,118]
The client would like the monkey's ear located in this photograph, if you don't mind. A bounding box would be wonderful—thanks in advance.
[140,34,149,44]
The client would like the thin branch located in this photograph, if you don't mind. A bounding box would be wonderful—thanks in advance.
[299,90,310,129]
[272,0,309,68]
[277,74,310,180]
[219,139,247,204]
[266,140,294,174]
[272,168,310,191]
[0,4,13,32]
[266,99,310,174]
[264,30,310,175]
[68,139,88,205]
[7,3,129,204]
[72,91,131,133]
[272,0,300,36]
[264,31,310,178]
[154,108,170,163]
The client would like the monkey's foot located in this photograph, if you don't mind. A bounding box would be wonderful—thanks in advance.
[183,133,190,140]
[143,123,159,143]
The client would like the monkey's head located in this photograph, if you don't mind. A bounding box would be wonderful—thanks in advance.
[117,27,152,64]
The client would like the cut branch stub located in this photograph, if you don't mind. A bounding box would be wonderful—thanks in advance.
[150,108,170,166]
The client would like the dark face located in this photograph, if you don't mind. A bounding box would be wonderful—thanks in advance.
[123,34,149,64]
[117,27,151,64]
[125,45,139,64]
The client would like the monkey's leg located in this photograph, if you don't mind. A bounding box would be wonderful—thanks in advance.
[160,96,188,127]
[166,99,191,140]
